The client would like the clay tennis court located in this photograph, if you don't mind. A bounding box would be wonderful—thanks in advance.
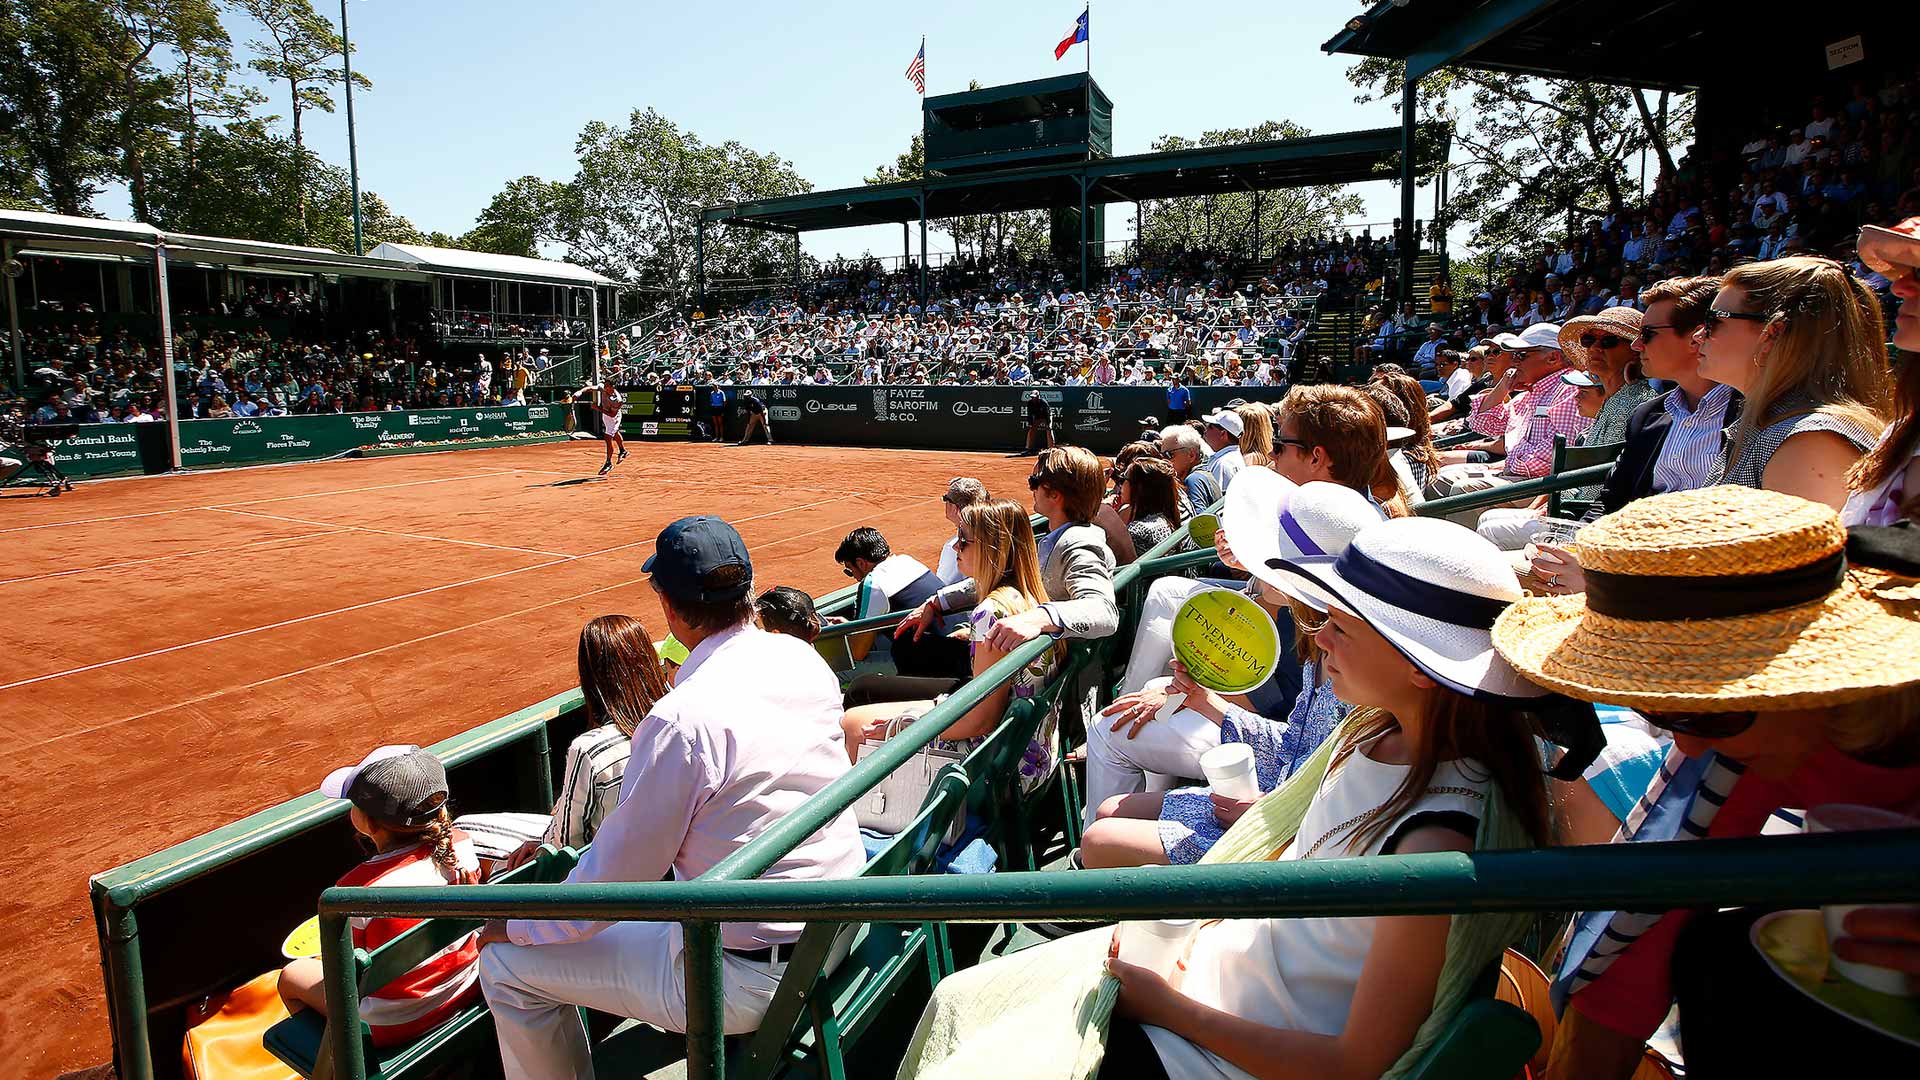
[0,440,1038,1078]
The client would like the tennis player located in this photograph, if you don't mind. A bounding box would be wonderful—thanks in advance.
[574,379,627,475]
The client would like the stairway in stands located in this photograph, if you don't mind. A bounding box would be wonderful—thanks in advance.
[1410,250,1448,317]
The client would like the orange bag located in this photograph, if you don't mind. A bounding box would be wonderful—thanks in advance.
[182,970,299,1080]
[1494,948,1677,1080]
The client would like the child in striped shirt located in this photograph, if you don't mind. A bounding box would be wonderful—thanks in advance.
[278,745,485,1046]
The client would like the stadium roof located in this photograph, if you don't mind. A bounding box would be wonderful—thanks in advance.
[0,210,609,287]
[1320,0,1876,92]
[368,242,617,288]
[703,125,1440,234]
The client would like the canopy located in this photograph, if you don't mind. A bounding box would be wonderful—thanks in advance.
[368,242,616,288]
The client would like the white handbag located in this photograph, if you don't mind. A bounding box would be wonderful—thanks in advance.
[855,713,968,844]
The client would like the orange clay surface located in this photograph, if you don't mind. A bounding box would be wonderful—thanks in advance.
[0,440,1040,1078]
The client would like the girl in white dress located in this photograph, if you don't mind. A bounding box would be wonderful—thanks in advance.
[898,517,1561,1080]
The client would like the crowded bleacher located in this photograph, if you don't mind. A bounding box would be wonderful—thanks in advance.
[607,234,1400,387]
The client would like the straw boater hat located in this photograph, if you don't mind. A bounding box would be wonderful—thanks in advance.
[1493,487,1920,713]
[1858,216,1920,275]
[1557,306,1644,369]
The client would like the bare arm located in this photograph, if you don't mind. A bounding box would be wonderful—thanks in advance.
[1762,429,1866,511]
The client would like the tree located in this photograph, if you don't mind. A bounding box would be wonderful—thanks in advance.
[0,0,143,213]
[459,175,569,258]
[235,0,369,240]
[1135,121,1366,261]
[145,120,420,248]
[483,108,810,296]
[1343,58,1693,259]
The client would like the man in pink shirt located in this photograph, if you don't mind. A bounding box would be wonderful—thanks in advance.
[477,516,864,1080]
[1430,322,1591,520]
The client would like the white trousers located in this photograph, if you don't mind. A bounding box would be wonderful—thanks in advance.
[479,921,783,1080]
[1083,576,1225,829]
[1431,464,1528,525]
[1475,506,1550,551]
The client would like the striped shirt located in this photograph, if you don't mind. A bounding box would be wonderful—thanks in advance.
[1650,384,1734,495]
[544,724,634,850]
[337,833,484,1045]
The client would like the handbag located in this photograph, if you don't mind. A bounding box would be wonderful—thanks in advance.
[855,712,968,844]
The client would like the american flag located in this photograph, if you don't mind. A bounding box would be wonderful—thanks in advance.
[905,42,925,94]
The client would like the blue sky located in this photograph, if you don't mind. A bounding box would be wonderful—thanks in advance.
[120,0,1421,261]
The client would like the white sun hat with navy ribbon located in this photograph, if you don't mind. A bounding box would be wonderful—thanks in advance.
[1262,515,1547,700]
[1221,468,1384,601]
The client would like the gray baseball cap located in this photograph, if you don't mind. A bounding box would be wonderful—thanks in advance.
[320,745,449,827]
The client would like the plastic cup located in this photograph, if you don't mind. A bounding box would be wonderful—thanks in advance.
[1120,918,1197,975]
[1806,803,1920,996]
[1200,743,1260,801]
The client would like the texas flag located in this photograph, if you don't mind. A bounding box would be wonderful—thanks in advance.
[1054,7,1089,60]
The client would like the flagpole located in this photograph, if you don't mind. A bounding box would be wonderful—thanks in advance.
[1086,2,1091,76]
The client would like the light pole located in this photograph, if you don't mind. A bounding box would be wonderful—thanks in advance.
[340,0,363,255]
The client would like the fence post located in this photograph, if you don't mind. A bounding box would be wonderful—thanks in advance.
[321,913,367,1080]
[683,920,727,1079]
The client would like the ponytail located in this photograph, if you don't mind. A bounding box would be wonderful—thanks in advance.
[416,805,472,884]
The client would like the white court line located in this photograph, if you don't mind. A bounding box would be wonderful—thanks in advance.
[0,528,350,587]
[0,469,523,535]
[1,496,918,753]
[207,507,573,559]
[0,491,864,692]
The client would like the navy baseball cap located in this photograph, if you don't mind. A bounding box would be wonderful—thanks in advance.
[644,516,753,604]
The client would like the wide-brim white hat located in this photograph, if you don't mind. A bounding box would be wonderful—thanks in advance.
[1223,469,1383,601]
[1261,516,1546,700]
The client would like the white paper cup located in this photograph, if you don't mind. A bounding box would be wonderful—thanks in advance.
[1806,803,1920,997]
[1200,743,1260,801]
[1120,918,1197,975]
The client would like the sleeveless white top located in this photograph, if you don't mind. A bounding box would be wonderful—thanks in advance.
[1144,738,1491,1080]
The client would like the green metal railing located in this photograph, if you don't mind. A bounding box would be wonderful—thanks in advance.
[316,506,1223,1079]
[322,833,1920,1078]
[1415,462,1613,519]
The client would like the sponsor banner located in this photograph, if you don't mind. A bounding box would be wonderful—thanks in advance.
[720,385,1289,453]
[54,404,575,477]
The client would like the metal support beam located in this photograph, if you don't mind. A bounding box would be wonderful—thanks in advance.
[694,218,705,312]
[1252,188,1263,263]
[917,192,928,307]
[155,245,182,471]
[1078,176,1089,290]
[588,285,602,385]
[793,233,803,291]
[902,221,910,274]
[4,241,23,391]
[1399,69,1419,305]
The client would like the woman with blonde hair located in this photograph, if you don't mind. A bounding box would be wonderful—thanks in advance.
[844,498,1059,788]
[1699,255,1892,508]
[1235,402,1277,463]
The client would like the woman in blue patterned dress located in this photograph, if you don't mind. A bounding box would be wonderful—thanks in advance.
[1081,473,1377,867]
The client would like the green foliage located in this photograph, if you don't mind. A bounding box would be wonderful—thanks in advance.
[145,120,420,248]
[0,0,144,213]
[233,0,369,240]
[468,107,811,294]
[1137,120,1367,260]
[1344,57,1693,261]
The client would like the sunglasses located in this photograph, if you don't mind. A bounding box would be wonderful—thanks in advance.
[1702,307,1771,336]
[841,564,858,579]
[1274,436,1312,452]
[1636,323,1678,344]
[1640,710,1757,740]
[1027,472,1045,490]
[1579,333,1627,350]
